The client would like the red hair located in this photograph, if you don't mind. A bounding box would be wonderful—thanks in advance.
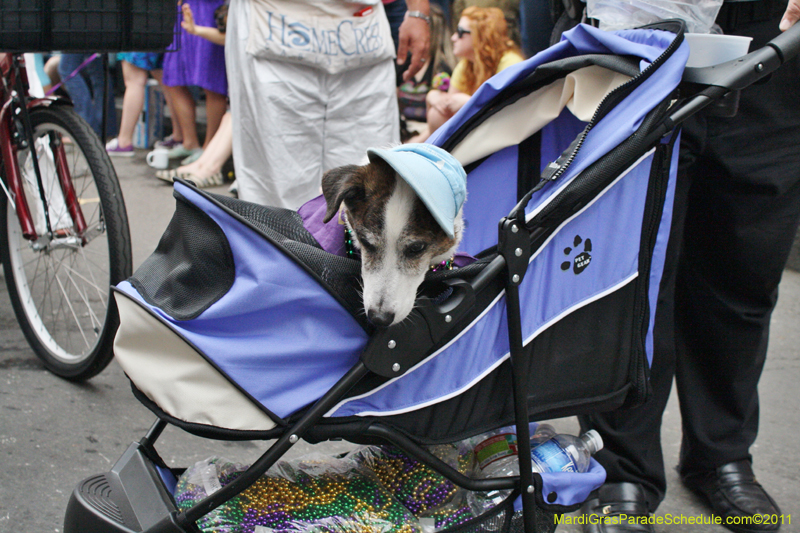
[460,6,520,94]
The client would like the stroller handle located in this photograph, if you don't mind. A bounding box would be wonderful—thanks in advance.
[672,21,800,126]
[766,18,800,64]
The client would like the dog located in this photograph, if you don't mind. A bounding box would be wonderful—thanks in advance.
[322,144,467,327]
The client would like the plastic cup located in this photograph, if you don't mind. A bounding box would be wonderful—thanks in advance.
[684,33,753,67]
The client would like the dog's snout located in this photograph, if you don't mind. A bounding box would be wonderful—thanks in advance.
[367,309,395,328]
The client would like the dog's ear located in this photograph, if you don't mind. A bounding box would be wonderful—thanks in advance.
[322,165,365,223]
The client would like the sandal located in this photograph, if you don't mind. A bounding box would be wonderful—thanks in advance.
[181,170,224,188]
[155,168,180,183]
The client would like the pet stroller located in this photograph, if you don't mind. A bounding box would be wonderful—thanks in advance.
[64,20,800,533]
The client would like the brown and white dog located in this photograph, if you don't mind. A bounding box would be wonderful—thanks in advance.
[322,145,467,327]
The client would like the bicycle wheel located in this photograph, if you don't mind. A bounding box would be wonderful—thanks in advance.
[0,105,132,380]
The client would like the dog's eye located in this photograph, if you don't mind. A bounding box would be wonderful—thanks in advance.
[405,242,428,257]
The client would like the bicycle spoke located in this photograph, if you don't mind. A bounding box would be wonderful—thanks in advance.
[59,260,106,297]
[63,259,103,334]
[53,272,90,349]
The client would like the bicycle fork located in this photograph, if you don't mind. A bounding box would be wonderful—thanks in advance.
[1,56,88,246]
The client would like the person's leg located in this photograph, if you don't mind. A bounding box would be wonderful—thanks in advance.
[675,0,800,477]
[161,85,200,150]
[672,118,800,529]
[674,160,800,472]
[671,5,800,530]
[202,89,227,149]
[44,55,60,88]
[157,111,232,187]
[115,61,148,148]
[82,54,116,139]
[427,89,452,132]
[408,89,453,143]
[176,111,232,178]
[151,70,183,144]
[58,54,97,134]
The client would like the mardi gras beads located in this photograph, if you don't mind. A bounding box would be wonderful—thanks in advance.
[176,455,421,533]
[358,445,480,529]
[174,444,501,533]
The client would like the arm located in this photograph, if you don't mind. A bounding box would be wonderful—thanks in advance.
[780,0,800,30]
[182,3,226,45]
[397,0,431,82]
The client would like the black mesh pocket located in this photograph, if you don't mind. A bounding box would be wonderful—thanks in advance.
[207,192,368,329]
[209,194,323,248]
[130,194,235,320]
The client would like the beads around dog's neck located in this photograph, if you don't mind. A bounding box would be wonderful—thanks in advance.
[344,227,358,259]
[431,258,454,271]
[344,227,454,271]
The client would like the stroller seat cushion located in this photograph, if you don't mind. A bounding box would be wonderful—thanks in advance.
[451,65,633,167]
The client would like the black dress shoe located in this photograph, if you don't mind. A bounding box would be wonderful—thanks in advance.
[681,460,782,533]
[579,482,655,533]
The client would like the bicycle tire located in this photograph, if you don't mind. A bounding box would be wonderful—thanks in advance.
[0,105,132,381]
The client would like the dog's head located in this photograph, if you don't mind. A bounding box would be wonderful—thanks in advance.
[322,145,467,327]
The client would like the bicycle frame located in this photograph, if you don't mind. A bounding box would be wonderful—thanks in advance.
[0,53,88,245]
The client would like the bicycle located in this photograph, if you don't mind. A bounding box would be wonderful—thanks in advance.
[0,53,132,381]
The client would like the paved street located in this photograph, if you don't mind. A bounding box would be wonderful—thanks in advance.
[0,150,798,533]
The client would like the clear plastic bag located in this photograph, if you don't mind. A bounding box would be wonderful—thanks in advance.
[174,453,422,533]
[586,0,724,33]
[174,457,250,533]
[173,444,519,533]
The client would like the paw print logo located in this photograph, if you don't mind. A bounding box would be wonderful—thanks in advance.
[561,235,592,275]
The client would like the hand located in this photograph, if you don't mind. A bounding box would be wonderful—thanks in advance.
[397,2,431,82]
[181,3,197,35]
[780,0,800,30]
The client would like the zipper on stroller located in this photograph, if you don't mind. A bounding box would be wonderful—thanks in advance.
[537,20,686,187]
[628,128,679,407]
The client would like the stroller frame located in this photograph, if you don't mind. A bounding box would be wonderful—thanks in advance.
[65,20,800,533]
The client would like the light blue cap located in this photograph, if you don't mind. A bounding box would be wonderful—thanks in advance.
[367,144,467,238]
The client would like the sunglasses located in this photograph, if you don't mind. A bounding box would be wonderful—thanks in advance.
[456,26,471,38]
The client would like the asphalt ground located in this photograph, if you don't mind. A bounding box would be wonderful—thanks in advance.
[0,149,798,533]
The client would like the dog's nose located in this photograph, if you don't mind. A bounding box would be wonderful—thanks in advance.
[367,309,395,328]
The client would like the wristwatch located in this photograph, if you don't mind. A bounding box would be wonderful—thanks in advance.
[405,10,431,24]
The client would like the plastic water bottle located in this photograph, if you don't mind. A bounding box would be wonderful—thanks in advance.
[529,429,603,474]
[472,423,557,478]
[466,424,558,517]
